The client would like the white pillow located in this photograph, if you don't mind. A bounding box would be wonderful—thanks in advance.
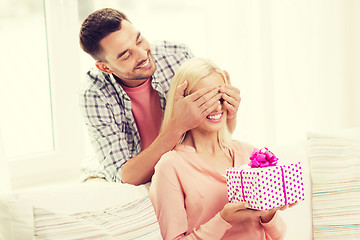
[33,196,161,240]
[307,128,360,239]
[0,182,153,240]
[0,196,34,240]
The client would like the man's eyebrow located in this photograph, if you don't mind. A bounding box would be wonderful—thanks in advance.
[116,49,128,60]
[115,32,141,60]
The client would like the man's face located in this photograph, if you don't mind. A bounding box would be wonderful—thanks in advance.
[97,21,156,87]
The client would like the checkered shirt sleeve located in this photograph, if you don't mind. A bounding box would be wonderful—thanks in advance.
[79,41,194,182]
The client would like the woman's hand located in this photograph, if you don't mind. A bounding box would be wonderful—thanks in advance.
[220,202,261,224]
[259,202,299,223]
[221,202,299,224]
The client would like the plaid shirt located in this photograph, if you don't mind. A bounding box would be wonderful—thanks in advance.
[79,41,194,182]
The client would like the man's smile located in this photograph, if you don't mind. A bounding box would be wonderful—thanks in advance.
[136,57,151,69]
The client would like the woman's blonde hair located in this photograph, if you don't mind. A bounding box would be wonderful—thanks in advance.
[162,58,233,149]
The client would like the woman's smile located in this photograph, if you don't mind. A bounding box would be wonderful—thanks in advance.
[206,112,223,122]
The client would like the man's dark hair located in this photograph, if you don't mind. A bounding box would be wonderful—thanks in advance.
[79,8,129,60]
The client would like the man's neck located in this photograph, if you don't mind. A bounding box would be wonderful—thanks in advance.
[113,74,149,88]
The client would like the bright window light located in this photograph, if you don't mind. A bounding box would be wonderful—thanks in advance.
[0,1,54,159]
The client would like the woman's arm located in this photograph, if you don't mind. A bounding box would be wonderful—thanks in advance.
[149,156,232,240]
[260,211,287,240]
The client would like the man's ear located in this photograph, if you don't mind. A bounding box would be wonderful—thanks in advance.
[95,61,113,74]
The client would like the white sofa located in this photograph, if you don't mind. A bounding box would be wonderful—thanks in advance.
[0,182,162,240]
[0,140,314,240]
[3,129,359,240]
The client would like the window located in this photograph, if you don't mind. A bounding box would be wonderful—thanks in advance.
[0,1,53,158]
[0,0,85,189]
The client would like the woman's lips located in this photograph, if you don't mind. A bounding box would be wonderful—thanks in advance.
[206,112,223,122]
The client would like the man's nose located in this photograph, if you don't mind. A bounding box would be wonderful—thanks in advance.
[136,47,148,59]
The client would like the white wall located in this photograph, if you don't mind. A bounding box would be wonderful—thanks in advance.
[2,0,359,194]
[121,0,360,147]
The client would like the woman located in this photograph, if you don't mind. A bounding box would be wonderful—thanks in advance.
[149,58,287,240]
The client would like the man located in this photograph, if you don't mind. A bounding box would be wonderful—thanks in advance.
[79,8,240,185]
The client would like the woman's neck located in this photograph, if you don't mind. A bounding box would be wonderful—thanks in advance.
[182,130,233,175]
[183,131,220,154]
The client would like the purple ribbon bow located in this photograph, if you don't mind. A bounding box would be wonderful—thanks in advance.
[249,147,279,168]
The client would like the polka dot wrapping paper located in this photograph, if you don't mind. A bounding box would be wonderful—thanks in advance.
[226,162,305,210]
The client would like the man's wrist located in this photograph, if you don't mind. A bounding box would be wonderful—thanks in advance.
[228,114,237,119]
[167,117,188,135]
[158,118,186,148]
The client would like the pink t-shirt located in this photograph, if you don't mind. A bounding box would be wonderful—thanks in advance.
[121,78,163,150]
[149,140,287,240]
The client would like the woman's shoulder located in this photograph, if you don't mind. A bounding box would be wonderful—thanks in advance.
[155,148,189,171]
[230,140,256,163]
[156,145,196,170]
[156,150,179,166]
[231,140,255,153]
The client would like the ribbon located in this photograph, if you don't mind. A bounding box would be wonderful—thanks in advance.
[229,166,289,207]
[280,166,288,205]
[228,170,246,203]
[240,170,245,202]
[237,166,288,207]
[229,145,290,207]
[249,147,278,168]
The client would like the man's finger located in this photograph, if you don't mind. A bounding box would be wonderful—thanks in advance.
[221,91,237,103]
[201,100,221,117]
[222,100,236,113]
[198,90,223,111]
[185,86,218,103]
[175,81,188,101]
[220,84,240,95]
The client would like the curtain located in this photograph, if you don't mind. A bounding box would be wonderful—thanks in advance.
[80,0,360,147]
[207,0,360,147]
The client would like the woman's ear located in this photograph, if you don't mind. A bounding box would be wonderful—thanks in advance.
[95,61,113,74]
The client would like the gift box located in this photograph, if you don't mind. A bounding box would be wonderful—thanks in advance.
[226,147,305,210]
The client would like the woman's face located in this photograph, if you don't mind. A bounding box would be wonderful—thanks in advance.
[190,72,227,133]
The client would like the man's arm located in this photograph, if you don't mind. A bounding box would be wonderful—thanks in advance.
[121,82,222,185]
[80,88,133,182]
[120,118,183,185]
